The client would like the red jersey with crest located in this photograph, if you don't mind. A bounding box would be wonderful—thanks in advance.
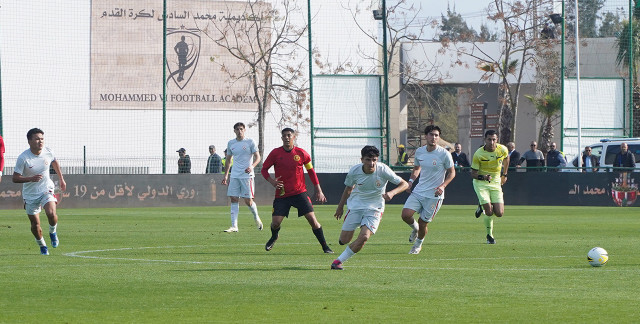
[261,146,313,198]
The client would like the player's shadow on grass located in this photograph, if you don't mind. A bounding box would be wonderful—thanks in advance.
[174,251,333,256]
[172,266,324,272]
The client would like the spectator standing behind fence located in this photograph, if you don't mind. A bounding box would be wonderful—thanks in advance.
[177,148,191,173]
[221,149,233,173]
[545,142,566,172]
[573,146,599,172]
[517,141,544,172]
[506,142,520,172]
[451,143,470,168]
[613,143,636,171]
[396,144,409,166]
[0,134,4,183]
[205,145,222,174]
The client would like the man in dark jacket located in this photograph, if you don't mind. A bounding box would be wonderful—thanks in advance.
[546,142,566,172]
[613,143,636,171]
[451,143,470,168]
[506,142,520,172]
[177,148,191,173]
[573,146,599,172]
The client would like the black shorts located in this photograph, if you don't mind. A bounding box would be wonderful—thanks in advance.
[272,192,314,217]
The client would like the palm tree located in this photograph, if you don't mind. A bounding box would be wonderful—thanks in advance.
[525,93,561,153]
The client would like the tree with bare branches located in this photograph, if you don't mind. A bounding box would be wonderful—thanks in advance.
[447,0,557,144]
[197,0,308,159]
[333,0,446,100]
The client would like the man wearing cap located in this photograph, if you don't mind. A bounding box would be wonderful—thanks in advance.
[205,145,222,174]
[177,148,191,174]
[397,144,409,166]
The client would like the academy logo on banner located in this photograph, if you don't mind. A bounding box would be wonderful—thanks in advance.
[90,0,270,111]
[166,28,201,90]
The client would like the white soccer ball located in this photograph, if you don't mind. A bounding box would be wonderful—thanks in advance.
[587,247,608,267]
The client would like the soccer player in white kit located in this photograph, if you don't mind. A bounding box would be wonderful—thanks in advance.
[12,128,66,255]
[221,122,263,232]
[401,125,456,254]
[331,146,409,270]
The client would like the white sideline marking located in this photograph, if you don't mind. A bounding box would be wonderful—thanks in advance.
[62,245,635,272]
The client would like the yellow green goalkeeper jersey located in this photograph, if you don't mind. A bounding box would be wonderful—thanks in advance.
[471,144,509,176]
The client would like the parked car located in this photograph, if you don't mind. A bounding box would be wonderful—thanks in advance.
[569,138,640,171]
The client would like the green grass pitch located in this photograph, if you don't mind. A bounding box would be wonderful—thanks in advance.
[1,204,639,322]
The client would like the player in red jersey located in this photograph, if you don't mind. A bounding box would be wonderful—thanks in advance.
[260,128,333,253]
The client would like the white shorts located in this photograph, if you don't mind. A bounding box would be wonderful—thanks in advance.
[403,194,443,223]
[24,192,58,215]
[341,208,383,234]
[227,177,255,199]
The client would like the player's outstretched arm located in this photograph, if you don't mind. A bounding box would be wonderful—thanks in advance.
[12,172,42,184]
[222,152,232,185]
[405,166,421,193]
[435,166,456,197]
[247,151,261,174]
[313,184,327,204]
[383,179,409,201]
[334,186,352,220]
[305,167,326,203]
[51,160,66,191]
[500,155,510,185]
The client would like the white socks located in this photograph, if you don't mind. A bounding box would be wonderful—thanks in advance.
[49,224,57,234]
[230,201,261,229]
[414,238,424,248]
[36,238,46,247]
[410,220,419,231]
[230,203,239,228]
[249,202,260,220]
[337,246,355,263]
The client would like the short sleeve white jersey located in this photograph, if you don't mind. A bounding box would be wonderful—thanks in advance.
[344,162,403,211]
[227,138,258,179]
[413,145,454,199]
[14,147,56,200]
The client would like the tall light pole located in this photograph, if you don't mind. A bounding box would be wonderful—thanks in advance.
[574,0,582,168]
[373,0,390,164]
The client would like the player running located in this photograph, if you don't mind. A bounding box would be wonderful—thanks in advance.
[470,130,509,244]
[401,125,455,254]
[331,145,409,270]
[12,128,66,255]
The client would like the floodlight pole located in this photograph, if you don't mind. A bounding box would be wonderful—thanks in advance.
[372,1,390,164]
[381,0,390,165]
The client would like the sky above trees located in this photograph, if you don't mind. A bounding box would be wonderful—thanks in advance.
[409,0,493,38]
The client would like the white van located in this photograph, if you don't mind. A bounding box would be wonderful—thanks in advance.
[570,138,640,171]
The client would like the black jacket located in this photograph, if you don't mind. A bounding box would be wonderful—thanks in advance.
[573,154,599,172]
[451,152,470,167]
[613,151,636,168]
[508,150,520,170]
